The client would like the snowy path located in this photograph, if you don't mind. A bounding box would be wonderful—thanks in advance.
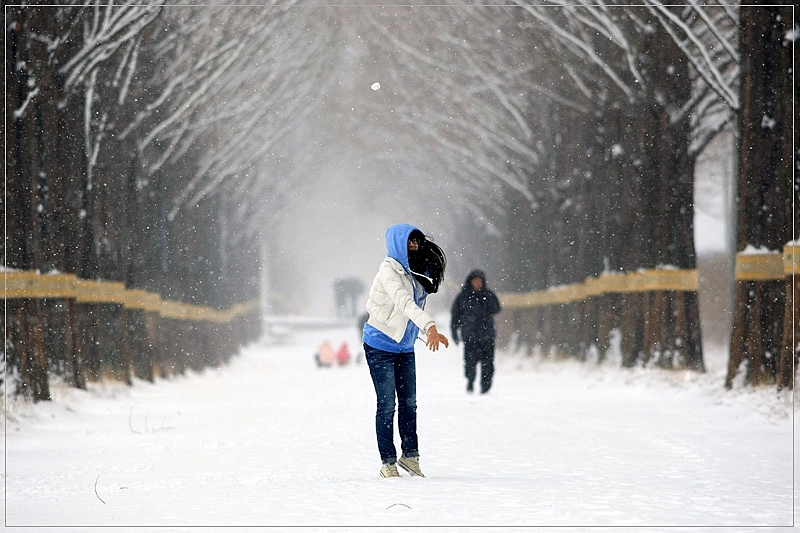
[3,322,796,530]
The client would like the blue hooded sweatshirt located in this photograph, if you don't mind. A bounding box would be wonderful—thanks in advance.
[362,223,428,353]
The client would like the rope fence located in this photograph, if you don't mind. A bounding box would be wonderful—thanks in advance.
[3,270,260,401]
[734,245,799,281]
[4,271,258,322]
[727,244,798,388]
[495,245,797,378]
[499,244,797,309]
[499,268,699,309]
[5,245,796,399]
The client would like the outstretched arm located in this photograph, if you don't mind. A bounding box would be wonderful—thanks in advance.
[425,325,450,351]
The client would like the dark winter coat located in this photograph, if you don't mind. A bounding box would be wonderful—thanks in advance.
[450,270,501,344]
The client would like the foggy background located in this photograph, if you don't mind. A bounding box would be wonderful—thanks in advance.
[268,21,512,318]
[7,4,749,367]
[265,20,734,326]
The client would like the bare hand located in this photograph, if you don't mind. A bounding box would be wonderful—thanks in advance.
[425,325,450,351]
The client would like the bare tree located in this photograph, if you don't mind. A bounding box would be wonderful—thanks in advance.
[4,3,338,397]
[726,5,797,389]
[353,3,726,369]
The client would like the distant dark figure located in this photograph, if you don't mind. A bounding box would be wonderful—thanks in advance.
[450,270,501,394]
[333,277,365,318]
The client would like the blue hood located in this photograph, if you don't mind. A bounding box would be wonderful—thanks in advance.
[385,223,421,272]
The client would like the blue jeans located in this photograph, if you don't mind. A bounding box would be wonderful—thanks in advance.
[364,344,419,463]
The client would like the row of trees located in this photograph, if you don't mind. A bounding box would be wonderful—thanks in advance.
[8,3,339,299]
[358,3,796,383]
[5,3,342,399]
[4,2,797,399]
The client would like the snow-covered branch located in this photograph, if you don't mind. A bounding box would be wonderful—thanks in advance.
[59,1,164,93]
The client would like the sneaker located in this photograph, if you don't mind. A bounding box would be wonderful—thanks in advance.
[398,455,425,477]
[380,462,400,478]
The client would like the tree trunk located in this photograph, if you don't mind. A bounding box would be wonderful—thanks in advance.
[729,6,796,388]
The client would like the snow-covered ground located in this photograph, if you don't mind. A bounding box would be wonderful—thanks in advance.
[2,317,796,531]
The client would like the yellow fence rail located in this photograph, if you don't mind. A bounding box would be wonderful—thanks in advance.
[500,245,798,310]
[735,244,799,281]
[4,270,258,324]
[500,267,699,309]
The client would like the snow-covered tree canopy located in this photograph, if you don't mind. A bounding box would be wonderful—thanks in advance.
[9,3,740,245]
[8,2,796,394]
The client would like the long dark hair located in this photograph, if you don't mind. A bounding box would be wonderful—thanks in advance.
[409,238,447,294]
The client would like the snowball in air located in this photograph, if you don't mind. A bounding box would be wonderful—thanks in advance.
[371,82,381,91]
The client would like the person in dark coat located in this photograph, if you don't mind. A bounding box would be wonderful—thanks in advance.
[450,270,501,394]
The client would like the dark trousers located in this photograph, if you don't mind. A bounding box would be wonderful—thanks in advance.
[464,338,495,393]
[364,344,419,463]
